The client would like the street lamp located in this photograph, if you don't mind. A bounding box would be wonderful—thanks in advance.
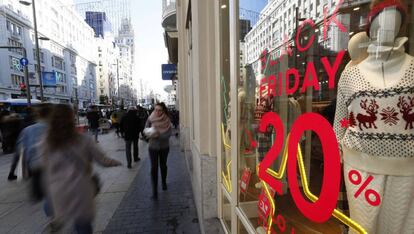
[0,46,31,105]
[112,59,120,106]
[19,0,47,102]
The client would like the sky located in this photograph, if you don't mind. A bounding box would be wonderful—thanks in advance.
[71,0,268,100]
[73,0,170,99]
[131,0,170,99]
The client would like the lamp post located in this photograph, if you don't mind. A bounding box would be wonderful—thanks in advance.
[19,0,47,102]
[0,46,31,105]
[112,59,120,106]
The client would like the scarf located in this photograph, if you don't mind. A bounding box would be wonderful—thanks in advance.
[148,112,171,134]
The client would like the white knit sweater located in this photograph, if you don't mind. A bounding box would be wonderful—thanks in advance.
[334,57,414,175]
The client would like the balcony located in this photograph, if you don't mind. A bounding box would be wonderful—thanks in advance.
[162,0,178,64]
[162,0,177,31]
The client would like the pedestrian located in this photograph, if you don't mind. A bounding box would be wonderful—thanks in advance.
[120,106,142,168]
[86,105,100,142]
[144,102,172,199]
[137,105,149,137]
[110,111,120,137]
[0,113,23,154]
[40,104,121,233]
[8,103,52,182]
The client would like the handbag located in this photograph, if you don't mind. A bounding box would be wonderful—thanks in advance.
[143,127,159,139]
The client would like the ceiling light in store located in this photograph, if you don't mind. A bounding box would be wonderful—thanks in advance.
[353,7,360,11]
[221,4,227,9]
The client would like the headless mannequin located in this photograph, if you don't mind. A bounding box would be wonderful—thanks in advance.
[358,8,413,88]
[346,32,369,68]
[340,8,414,234]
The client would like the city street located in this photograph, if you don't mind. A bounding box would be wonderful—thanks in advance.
[0,130,200,234]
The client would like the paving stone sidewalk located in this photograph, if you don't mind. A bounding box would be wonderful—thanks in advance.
[103,136,201,234]
[0,131,144,233]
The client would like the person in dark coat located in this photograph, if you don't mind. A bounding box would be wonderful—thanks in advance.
[0,113,23,154]
[120,107,142,168]
[86,106,100,142]
[137,106,148,137]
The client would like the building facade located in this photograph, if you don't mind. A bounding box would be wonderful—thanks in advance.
[0,0,97,106]
[176,0,414,233]
[114,18,136,106]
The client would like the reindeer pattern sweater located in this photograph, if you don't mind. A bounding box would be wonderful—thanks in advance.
[334,58,414,175]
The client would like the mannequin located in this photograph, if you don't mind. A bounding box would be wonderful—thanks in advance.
[346,32,370,68]
[334,1,414,233]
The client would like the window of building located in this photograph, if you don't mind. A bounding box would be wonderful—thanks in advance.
[10,74,24,86]
[7,38,23,55]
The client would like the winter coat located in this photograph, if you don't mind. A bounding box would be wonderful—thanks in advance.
[40,134,119,224]
[86,111,100,129]
[120,111,142,140]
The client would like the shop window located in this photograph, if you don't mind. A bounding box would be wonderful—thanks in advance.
[236,0,414,233]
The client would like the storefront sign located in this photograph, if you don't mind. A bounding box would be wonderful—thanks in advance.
[42,72,57,87]
[161,64,177,80]
[11,57,22,72]
[258,188,275,225]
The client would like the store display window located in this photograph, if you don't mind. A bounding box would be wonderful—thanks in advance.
[230,0,414,233]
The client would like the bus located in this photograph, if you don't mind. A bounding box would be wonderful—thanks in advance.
[0,99,42,118]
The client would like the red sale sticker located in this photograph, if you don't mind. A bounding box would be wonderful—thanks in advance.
[240,168,251,194]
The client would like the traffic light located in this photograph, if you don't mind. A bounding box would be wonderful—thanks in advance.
[20,83,27,96]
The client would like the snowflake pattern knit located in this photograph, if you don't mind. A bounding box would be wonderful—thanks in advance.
[334,58,414,159]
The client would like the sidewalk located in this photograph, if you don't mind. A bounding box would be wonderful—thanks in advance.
[103,135,201,234]
[0,131,143,233]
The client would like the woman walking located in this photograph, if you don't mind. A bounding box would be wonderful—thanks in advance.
[145,102,172,199]
[40,104,121,233]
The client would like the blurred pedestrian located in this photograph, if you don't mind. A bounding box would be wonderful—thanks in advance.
[144,102,172,199]
[120,106,142,168]
[40,104,121,233]
[8,104,52,182]
[110,111,120,137]
[86,105,100,142]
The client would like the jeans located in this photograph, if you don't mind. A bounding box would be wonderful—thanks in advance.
[125,138,139,166]
[149,148,169,194]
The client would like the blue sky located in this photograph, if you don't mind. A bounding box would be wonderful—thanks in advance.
[240,0,267,13]
[240,0,267,26]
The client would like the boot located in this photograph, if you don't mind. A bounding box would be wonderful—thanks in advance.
[7,173,17,181]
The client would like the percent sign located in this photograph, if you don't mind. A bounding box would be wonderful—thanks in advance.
[348,170,381,206]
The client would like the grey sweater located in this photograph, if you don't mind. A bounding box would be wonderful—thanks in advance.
[145,120,172,150]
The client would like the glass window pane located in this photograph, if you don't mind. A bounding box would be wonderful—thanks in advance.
[237,0,414,233]
[222,191,232,232]
[219,0,232,194]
